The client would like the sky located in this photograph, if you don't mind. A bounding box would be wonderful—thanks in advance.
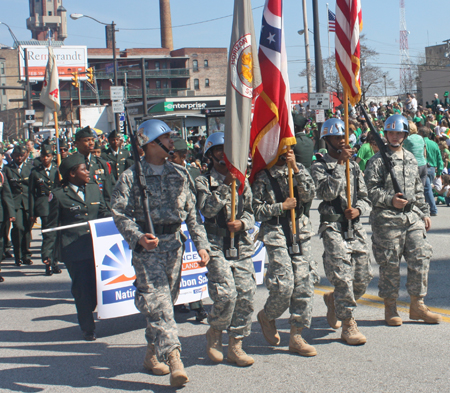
[1,0,449,96]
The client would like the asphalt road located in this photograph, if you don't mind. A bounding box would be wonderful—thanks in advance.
[1,199,449,393]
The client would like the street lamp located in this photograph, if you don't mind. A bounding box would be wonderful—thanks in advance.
[70,13,119,132]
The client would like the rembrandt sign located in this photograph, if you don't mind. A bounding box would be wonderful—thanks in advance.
[19,45,88,81]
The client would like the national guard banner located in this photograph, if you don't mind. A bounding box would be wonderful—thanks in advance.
[89,218,266,319]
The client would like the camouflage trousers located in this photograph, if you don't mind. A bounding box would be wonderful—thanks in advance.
[264,239,315,328]
[133,247,183,362]
[322,226,373,320]
[207,249,256,339]
[372,219,432,299]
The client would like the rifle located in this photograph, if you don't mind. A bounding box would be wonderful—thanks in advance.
[124,108,155,235]
[358,104,405,197]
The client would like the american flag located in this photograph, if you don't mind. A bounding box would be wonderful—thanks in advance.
[249,0,296,183]
[328,9,336,32]
[335,0,362,106]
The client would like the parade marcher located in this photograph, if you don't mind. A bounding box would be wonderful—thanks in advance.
[74,126,113,210]
[111,119,210,387]
[47,154,110,340]
[28,144,61,275]
[252,147,317,357]
[168,137,207,322]
[311,118,373,345]
[0,166,16,282]
[101,130,130,181]
[196,132,256,366]
[58,138,70,160]
[3,145,33,266]
[92,141,102,158]
[365,114,442,326]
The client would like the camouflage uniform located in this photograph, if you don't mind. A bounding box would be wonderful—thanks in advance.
[365,148,432,299]
[195,168,256,339]
[252,163,316,328]
[311,155,373,320]
[111,160,209,362]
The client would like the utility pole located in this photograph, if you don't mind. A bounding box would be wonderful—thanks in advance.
[141,58,148,116]
[302,0,312,96]
[112,21,120,133]
[24,48,32,140]
[312,0,324,93]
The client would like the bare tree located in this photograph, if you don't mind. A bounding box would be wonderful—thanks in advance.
[299,35,396,103]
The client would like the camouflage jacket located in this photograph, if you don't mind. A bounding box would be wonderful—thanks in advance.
[311,154,371,232]
[251,163,315,247]
[196,168,255,258]
[364,148,429,227]
[111,160,209,253]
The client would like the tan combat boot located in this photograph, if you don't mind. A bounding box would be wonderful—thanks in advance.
[341,318,367,345]
[143,344,170,375]
[323,291,342,329]
[167,349,189,387]
[410,296,442,324]
[206,327,223,362]
[257,309,280,346]
[227,337,255,367]
[288,326,317,357]
[384,298,402,326]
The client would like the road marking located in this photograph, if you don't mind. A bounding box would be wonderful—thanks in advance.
[315,284,450,323]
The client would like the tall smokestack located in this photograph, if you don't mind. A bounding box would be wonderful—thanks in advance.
[159,0,174,51]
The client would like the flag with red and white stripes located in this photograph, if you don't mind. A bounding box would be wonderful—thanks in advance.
[328,9,336,32]
[335,0,362,106]
[249,0,296,183]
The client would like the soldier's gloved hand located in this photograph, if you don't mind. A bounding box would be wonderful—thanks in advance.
[424,216,432,232]
[227,220,243,233]
[337,145,353,164]
[9,217,15,222]
[224,172,236,186]
[138,233,159,251]
[282,197,297,210]
[285,150,299,173]
[344,207,360,220]
[197,249,210,267]
[392,193,408,209]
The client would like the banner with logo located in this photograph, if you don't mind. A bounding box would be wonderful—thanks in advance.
[89,218,266,319]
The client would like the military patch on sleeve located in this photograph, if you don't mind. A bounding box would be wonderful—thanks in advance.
[48,192,53,202]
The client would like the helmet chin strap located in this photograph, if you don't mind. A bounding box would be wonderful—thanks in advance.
[387,133,404,148]
[325,138,342,154]
[154,137,174,156]
[209,150,226,166]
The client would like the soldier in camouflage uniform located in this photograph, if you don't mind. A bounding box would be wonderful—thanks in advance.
[311,118,373,345]
[196,132,256,367]
[365,114,442,325]
[111,119,210,388]
[252,148,317,357]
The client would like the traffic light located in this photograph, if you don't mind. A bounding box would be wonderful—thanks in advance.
[72,71,79,88]
[87,67,95,84]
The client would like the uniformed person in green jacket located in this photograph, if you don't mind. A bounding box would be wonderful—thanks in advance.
[3,145,33,266]
[47,154,110,341]
[74,126,113,210]
[0,167,16,282]
[101,130,130,181]
[29,144,61,275]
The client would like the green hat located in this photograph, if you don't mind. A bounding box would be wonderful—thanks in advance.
[12,145,27,155]
[445,91,449,97]
[94,141,101,150]
[59,138,68,149]
[173,138,188,152]
[41,144,54,155]
[108,130,120,139]
[293,113,307,129]
[75,126,95,141]
[59,153,86,179]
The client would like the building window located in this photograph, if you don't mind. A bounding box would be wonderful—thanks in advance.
[0,63,4,75]
[156,80,161,89]
[2,84,5,95]
[155,61,160,70]
[194,79,199,90]
[204,59,209,68]
[162,62,167,69]
[48,11,52,16]
[162,81,168,88]
[205,78,210,88]
[2,104,6,111]
[193,60,198,72]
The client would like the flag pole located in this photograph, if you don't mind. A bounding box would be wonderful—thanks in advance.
[287,146,300,254]
[54,101,61,167]
[327,3,331,59]
[343,90,353,239]
[227,178,238,259]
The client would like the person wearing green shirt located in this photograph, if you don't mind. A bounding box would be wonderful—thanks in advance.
[403,122,427,187]
[356,133,379,172]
